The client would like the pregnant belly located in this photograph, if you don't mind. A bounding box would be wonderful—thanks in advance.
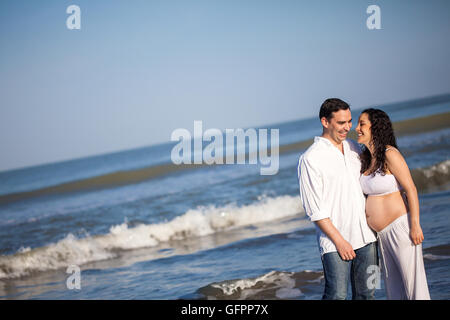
[365,191,409,232]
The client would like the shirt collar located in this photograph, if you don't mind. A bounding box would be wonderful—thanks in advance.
[314,136,349,152]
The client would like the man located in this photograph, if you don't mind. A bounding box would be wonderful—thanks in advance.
[297,98,378,300]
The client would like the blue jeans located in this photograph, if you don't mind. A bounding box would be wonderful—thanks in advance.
[321,242,378,300]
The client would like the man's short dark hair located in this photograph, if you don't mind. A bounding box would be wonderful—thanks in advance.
[319,98,350,120]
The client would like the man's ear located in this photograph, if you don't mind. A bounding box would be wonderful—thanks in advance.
[320,117,329,129]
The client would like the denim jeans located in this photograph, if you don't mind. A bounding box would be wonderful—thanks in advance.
[321,242,378,300]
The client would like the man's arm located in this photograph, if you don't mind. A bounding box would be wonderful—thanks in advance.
[314,219,356,261]
[298,156,355,260]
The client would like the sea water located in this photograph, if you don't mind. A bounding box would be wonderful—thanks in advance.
[0,95,449,299]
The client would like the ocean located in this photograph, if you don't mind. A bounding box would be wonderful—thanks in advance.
[0,94,449,300]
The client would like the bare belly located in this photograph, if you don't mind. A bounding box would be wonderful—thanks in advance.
[365,191,409,232]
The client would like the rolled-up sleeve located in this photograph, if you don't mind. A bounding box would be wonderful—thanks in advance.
[298,156,330,222]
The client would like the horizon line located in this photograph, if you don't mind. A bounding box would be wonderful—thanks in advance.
[1,91,449,173]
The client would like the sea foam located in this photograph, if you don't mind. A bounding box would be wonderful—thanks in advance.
[197,269,323,300]
[0,195,304,279]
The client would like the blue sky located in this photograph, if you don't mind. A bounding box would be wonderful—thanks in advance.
[1,0,449,172]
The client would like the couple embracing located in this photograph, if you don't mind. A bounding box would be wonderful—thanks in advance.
[298,98,430,300]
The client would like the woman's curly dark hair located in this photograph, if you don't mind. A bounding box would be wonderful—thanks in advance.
[360,108,399,176]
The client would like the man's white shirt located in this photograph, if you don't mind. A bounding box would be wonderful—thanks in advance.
[297,136,376,256]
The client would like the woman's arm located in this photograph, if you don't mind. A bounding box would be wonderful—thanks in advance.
[385,147,424,245]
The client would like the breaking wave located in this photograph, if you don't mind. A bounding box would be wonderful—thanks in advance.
[195,270,323,300]
[1,159,448,280]
[0,195,304,279]
[412,160,450,192]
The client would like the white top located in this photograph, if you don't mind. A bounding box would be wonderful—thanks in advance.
[360,172,402,196]
[297,137,376,256]
[360,148,403,196]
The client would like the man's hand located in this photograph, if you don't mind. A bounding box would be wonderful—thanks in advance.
[314,218,356,261]
[335,239,356,261]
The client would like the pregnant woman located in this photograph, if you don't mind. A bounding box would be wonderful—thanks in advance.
[355,108,430,300]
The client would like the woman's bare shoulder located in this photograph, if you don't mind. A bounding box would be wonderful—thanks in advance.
[385,145,399,153]
[385,145,407,168]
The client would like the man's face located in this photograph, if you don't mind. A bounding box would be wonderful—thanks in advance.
[321,109,352,145]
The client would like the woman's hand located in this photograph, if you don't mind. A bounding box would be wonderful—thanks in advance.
[410,223,424,245]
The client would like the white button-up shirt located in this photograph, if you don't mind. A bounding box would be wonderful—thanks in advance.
[297,136,376,256]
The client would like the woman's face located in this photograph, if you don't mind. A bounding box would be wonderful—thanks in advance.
[355,113,372,146]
